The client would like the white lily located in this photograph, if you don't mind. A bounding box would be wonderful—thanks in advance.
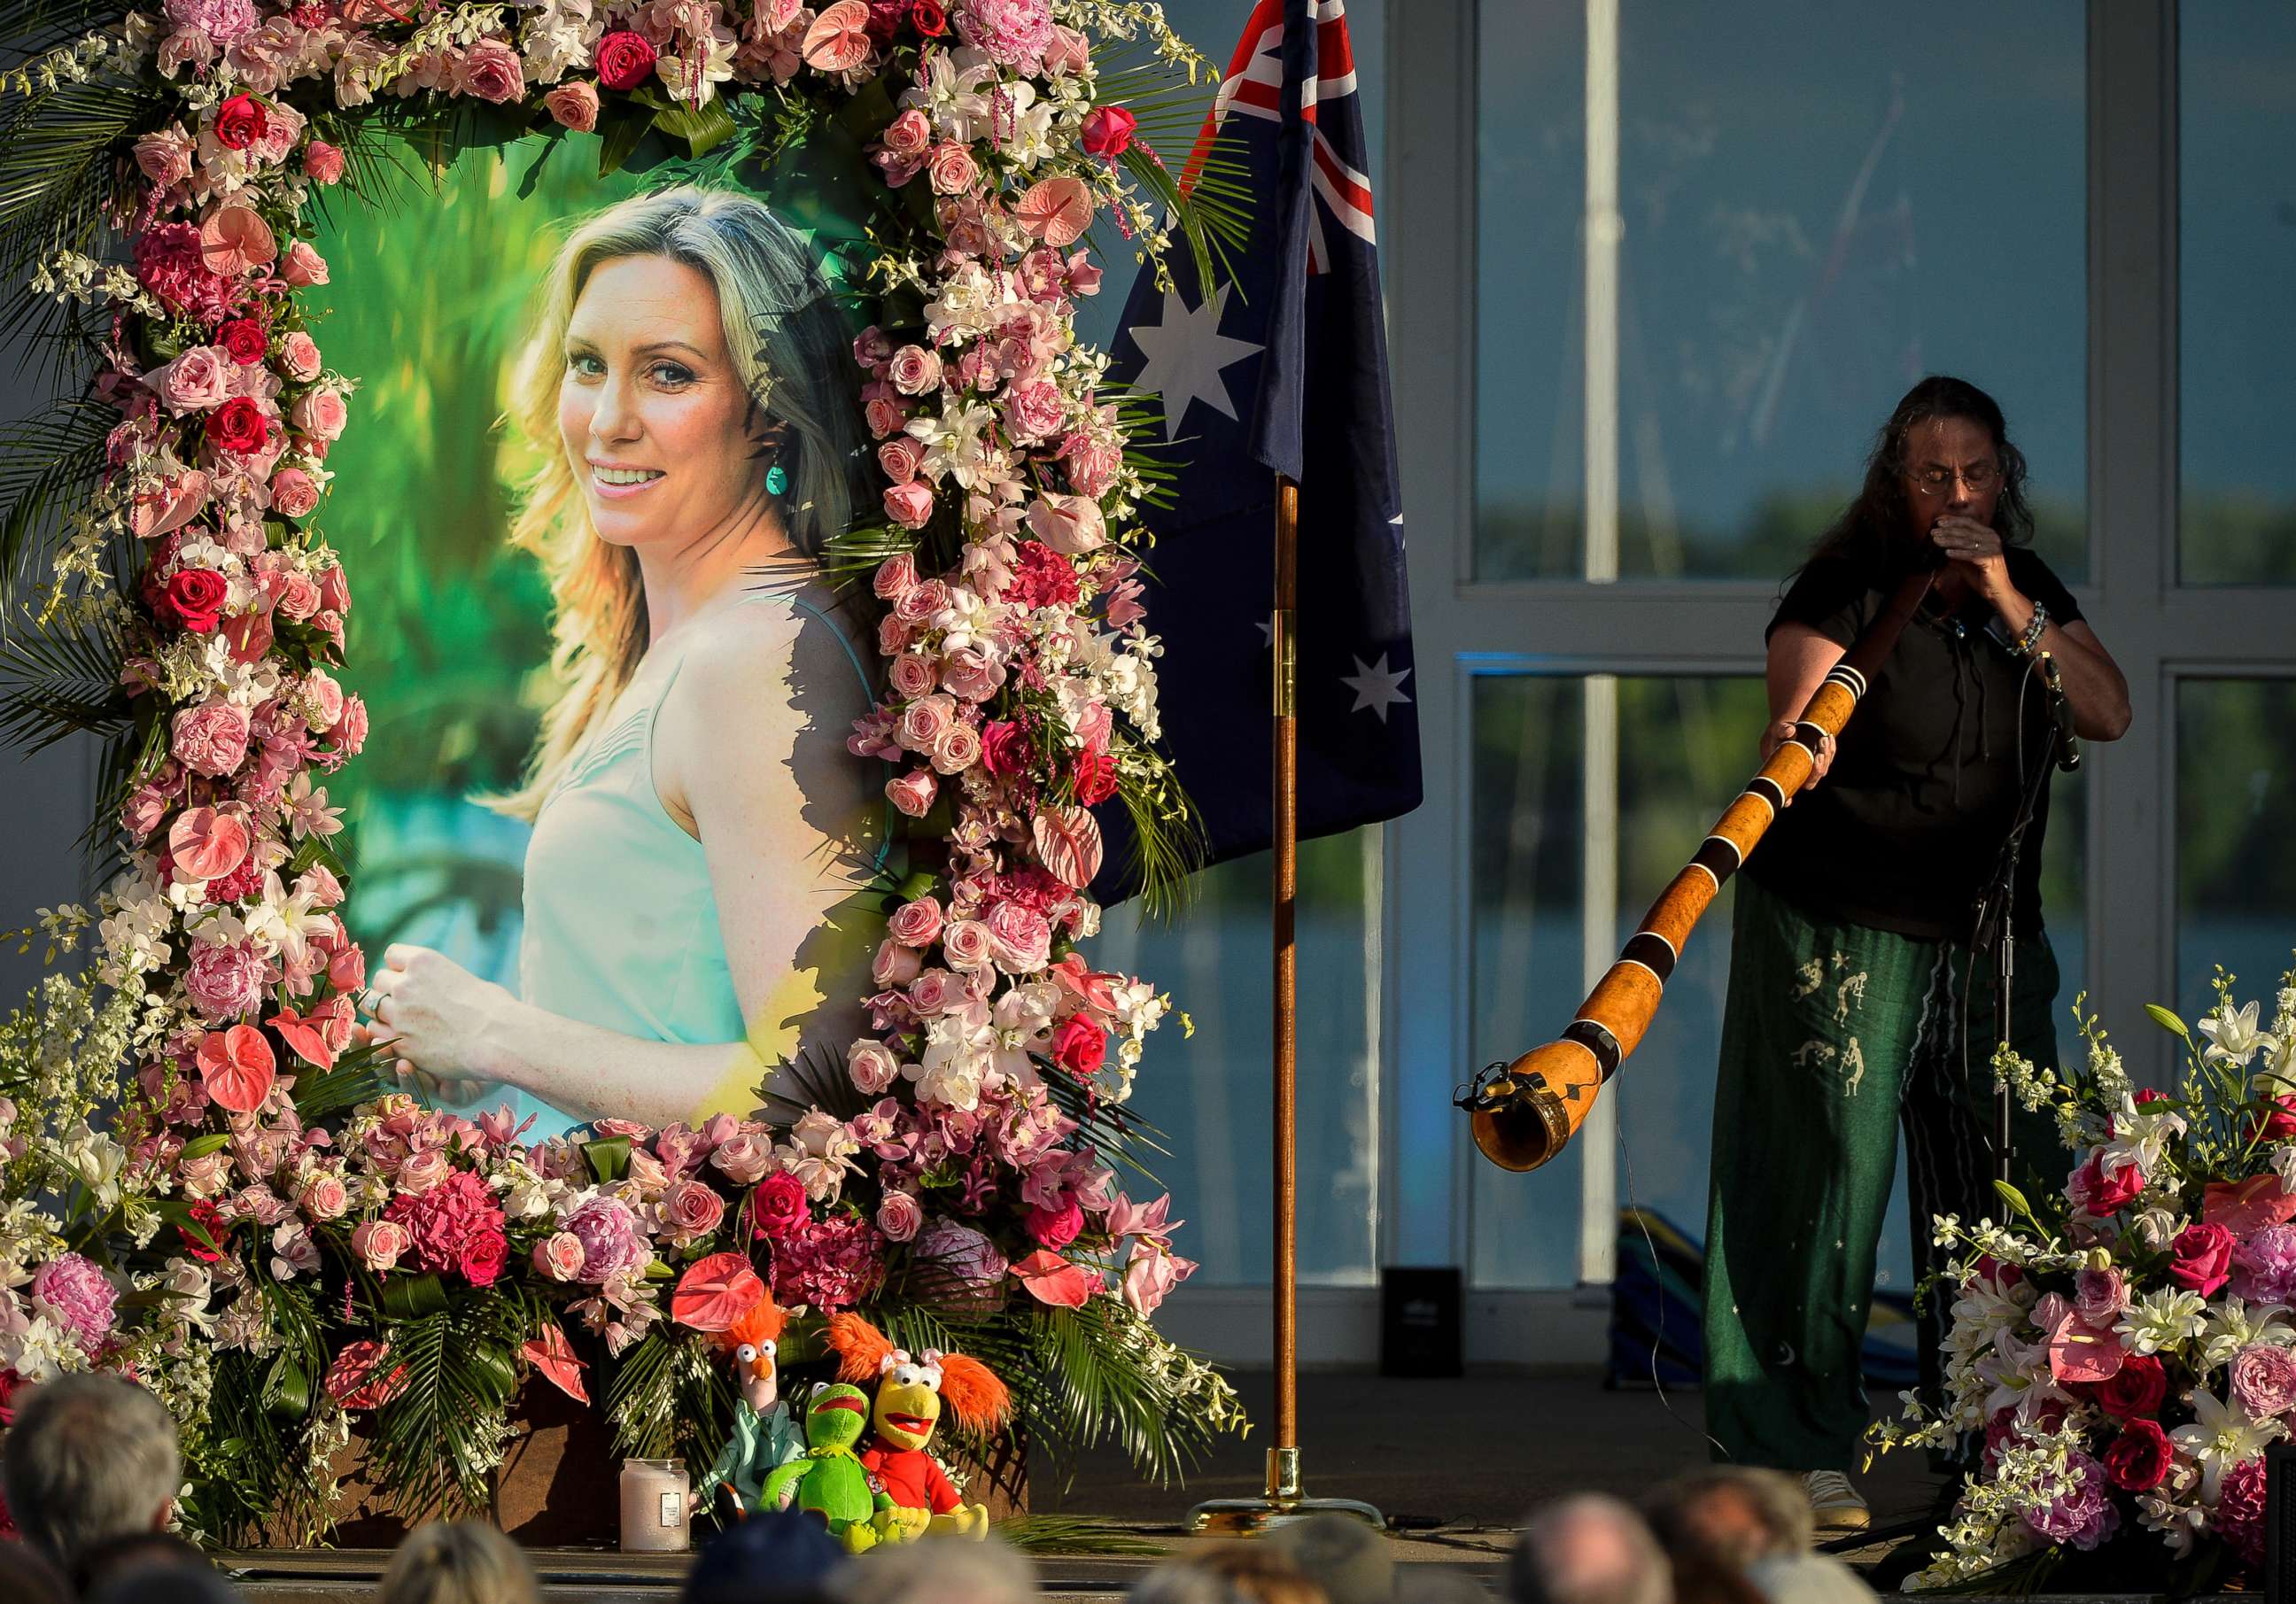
[2201,998,2275,1069]
[2169,1388,2284,1502]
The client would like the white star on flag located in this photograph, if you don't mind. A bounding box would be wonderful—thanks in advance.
[1340,654,1413,722]
[1255,612,1277,647]
[1128,284,1264,443]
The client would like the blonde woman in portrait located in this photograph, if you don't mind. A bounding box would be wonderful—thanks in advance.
[361,185,886,1140]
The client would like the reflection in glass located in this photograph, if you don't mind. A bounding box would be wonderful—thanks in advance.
[1094,833,1384,1288]
[1467,673,2086,1290]
[2177,682,2296,1019]
[2179,3,2296,585]
[1472,1,2086,582]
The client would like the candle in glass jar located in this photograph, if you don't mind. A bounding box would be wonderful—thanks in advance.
[618,1457,692,1553]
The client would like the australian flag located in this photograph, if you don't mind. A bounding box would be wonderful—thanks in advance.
[1096,0,1420,899]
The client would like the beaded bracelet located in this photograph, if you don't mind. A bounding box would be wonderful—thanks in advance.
[2012,599,2049,658]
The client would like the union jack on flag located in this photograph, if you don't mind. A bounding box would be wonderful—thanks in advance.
[1090,0,1420,899]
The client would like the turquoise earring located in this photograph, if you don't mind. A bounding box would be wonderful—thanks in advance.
[764,463,789,497]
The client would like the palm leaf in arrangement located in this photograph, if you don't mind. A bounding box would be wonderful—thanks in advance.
[368,1286,527,1518]
[0,612,134,754]
[1041,1068,1170,1191]
[0,0,124,58]
[1030,1300,1215,1484]
[760,1040,874,1125]
[0,394,112,584]
[993,1515,1166,1556]
[0,77,169,345]
[604,1326,685,1461]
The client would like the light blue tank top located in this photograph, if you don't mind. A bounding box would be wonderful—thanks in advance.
[510,590,883,1142]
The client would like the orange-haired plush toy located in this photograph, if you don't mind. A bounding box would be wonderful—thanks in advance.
[695,1290,804,1516]
[823,1313,1012,1539]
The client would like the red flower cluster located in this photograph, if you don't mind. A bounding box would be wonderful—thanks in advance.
[382,1169,509,1286]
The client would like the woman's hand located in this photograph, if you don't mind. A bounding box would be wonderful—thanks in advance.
[1759,719,1834,802]
[362,943,510,1101]
[1930,515,2017,608]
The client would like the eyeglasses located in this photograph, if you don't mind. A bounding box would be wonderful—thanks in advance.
[1909,462,2001,497]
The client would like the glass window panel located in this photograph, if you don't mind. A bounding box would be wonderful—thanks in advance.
[1469,673,2088,1290]
[2177,682,2296,1019]
[1092,833,1384,1287]
[2178,3,2296,585]
[1473,2,2087,583]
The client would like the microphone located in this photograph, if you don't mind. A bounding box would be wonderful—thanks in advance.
[2041,652,2080,772]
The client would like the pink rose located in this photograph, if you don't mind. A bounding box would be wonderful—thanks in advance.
[302,668,345,733]
[888,345,943,396]
[931,720,981,775]
[268,467,320,518]
[884,480,935,529]
[981,721,1030,777]
[184,938,265,1019]
[709,1130,773,1184]
[317,562,349,613]
[1027,492,1106,554]
[848,1038,900,1095]
[1027,1197,1083,1249]
[1080,105,1137,158]
[907,967,964,1014]
[167,803,252,882]
[2074,1265,2128,1325]
[302,139,345,184]
[291,388,348,440]
[172,699,251,777]
[873,937,924,988]
[887,768,938,817]
[533,1230,586,1282]
[280,330,322,382]
[873,551,919,601]
[888,652,937,700]
[300,1174,350,1221]
[893,578,950,625]
[135,128,195,188]
[888,895,944,948]
[1003,380,1065,444]
[396,1149,450,1194]
[878,436,924,485]
[275,570,322,620]
[1121,1240,1194,1315]
[663,1177,725,1237]
[985,901,1051,972]
[150,345,233,414]
[352,1218,411,1273]
[940,919,995,974]
[883,108,932,158]
[279,240,329,287]
[456,36,525,102]
[927,142,979,197]
[877,1189,924,1242]
[865,392,906,438]
[545,81,601,131]
[2168,1220,2236,1298]
[2233,1343,2296,1420]
[1042,23,1090,75]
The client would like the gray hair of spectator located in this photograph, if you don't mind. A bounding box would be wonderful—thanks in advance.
[1,1373,181,1577]
[1642,1468,1813,1561]
[834,1534,1036,1604]
[1268,1513,1392,1604]
[1505,1495,1671,1604]
[1130,1558,1259,1604]
[378,1520,541,1604]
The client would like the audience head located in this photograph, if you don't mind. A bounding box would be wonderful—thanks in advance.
[684,1509,846,1604]
[378,1520,541,1604]
[0,1537,73,1604]
[2,1373,182,1581]
[1642,1470,1812,1569]
[1191,1543,1330,1604]
[1268,1515,1390,1604]
[1505,1495,1669,1604]
[74,1531,216,1596]
[84,1559,244,1604]
[834,1534,1034,1604]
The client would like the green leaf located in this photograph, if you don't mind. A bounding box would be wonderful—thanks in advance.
[584,1134,632,1183]
[596,101,659,176]
[655,99,737,159]
[178,1132,231,1161]
[379,1271,449,1321]
[2146,1003,2193,1043]
[261,1352,311,1420]
[149,1197,223,1257]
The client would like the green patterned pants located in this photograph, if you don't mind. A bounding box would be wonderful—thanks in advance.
[1701,872,2065,1470]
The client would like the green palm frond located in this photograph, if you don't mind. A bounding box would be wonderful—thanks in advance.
[0,611,133,754]
[0,395,111,584]
[994,1515,1166,1556]
[0,0,121,59]
[368,1284,530,1518]
[761,1040,873,1125]
[1041,1069,1169,1191]
[1029,1300,1217,1484]
[0,77,167,343]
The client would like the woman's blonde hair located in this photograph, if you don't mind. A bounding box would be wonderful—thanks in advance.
[378,1520,539,1604]
[491,183,865,820]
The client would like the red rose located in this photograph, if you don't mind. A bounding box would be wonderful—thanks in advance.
[1072,750,1119,805]
[2169,1220,2236,1298]
[594,30,658,91]
[981,720,1032,778]
[213,93,268,152]
[206,396,269,455]
[909,0,946,34]
[2102,1418,2174,1492]
[1051,1015,1106,1079]
[2070,1149,2145,1215]
[751,1171,810,1238]
[217,317,268,365]
[460,1228,509,1288]
[165,568,229,632]
[2093,1352,2168,1420]
[1080,105,1137,159]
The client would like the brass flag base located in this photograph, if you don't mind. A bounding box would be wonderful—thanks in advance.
[1185,1448,1387,1536]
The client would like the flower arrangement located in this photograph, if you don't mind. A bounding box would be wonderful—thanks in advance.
[0,0,1252,1542]
[1871,968,2296,1592]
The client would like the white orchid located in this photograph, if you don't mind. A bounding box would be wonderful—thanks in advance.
[2170,1388,2284,1502]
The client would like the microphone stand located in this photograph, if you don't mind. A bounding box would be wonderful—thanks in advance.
[1967,651,2075,1186]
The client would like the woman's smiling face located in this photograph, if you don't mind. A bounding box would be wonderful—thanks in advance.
[558,252,773,550]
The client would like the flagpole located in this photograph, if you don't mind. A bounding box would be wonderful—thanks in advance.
[1188,472,1383,1537]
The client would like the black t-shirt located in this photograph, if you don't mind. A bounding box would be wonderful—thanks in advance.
[1744,546,2083,942]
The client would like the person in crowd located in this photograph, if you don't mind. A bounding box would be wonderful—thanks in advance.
[1642,1468,1874,1604]
[377,1520,541,1604]
[1265,1514,1491,1604]
[75,1531,222,1597]
[84,1560,244,1604]
[834,1534,1034,1604]
[1703,375,2130,1530]
[1504,1495,1671,1604]
[1,1374,181,1585]
[683,1509,847,1604]
[0,1538,73,1604]
[1166,1545,1330,1604]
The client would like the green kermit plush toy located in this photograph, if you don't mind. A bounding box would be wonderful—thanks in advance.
[758,1383,904,1553]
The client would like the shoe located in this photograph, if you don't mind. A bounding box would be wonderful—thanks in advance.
[1801,1469,1871,1533]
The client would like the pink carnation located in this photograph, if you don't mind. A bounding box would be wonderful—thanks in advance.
[184,938,267,1019]
[30,1253,118,1352]
[2231,1343,2296,1421]
[2218,1454,2270,1568]
[134,224,237,322]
